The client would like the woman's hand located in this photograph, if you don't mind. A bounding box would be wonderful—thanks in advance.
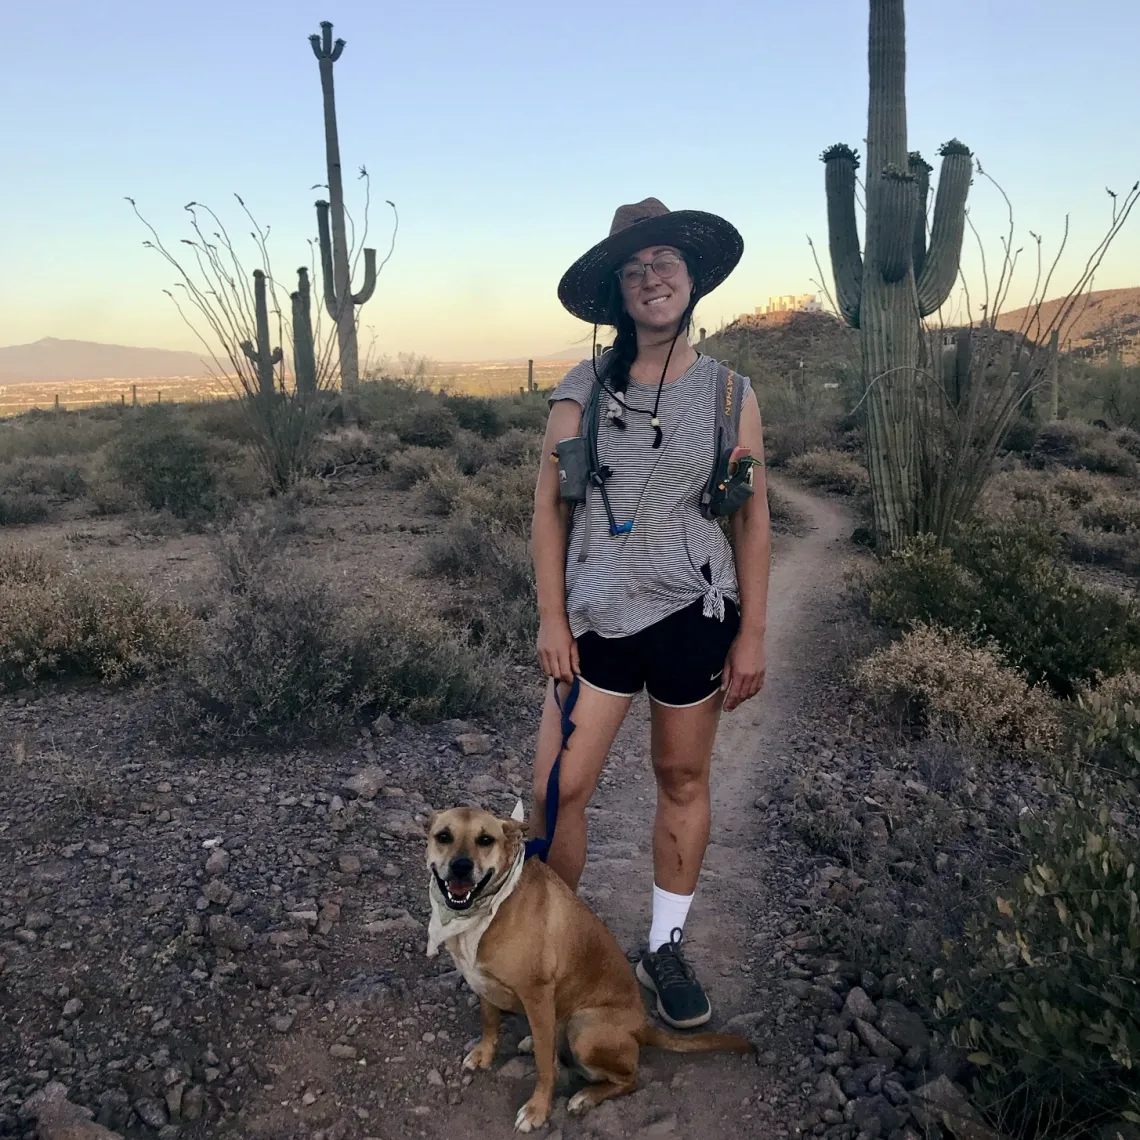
[537,615,580,684]
[721,629,766,712]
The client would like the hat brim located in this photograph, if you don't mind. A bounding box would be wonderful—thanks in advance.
[557,210,743,325]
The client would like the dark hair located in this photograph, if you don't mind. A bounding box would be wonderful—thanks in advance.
[597,249,701,395]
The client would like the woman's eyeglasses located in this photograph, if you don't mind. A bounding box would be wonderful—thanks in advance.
[617,253,685,288]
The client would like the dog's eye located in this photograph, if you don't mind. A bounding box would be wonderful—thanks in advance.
[434,830,453,845]
[475,834,495,847]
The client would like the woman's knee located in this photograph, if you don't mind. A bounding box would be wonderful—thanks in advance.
[654,759,709,806]
[533,753,600,812]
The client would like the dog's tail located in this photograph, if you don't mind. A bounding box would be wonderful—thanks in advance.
[637,1024,757,1056]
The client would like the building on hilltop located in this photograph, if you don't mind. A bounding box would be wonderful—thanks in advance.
[757,294,821,317]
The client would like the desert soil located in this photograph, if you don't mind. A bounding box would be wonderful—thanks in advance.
[1,477,894,1140]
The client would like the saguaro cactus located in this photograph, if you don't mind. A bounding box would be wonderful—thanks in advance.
[241,269,282,402]
[291,267,318,396]
[822,0,972,551]
[311,20,376,403]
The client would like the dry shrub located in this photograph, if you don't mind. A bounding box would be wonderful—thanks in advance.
[866,525,1140,697]
[0,412,120,463]
[0,546,196,691]
[388,446,450,490]
[0,493,50,526]
[414,464,470,516]
[786,447,870,496]
[307,425,388,476]
[983,466,1140,575]
[1080,669,1140,774]
[762,419,839,468]
[1031,418,1137,476]
[853,623,1063,756]
[425,462,537,657]
[0,457,87,499]
[391,404,458,449]
[173,523,509,744]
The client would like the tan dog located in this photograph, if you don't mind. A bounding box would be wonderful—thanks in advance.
[425,806,757,1133]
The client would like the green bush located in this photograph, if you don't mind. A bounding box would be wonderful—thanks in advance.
[0,546,196,690]
[357,377,437,429]
[866,523,1140,697]
[0,412,120,463]
[442,394,507,439]
[951,776,1140,1136]
[109,409,219,518]
[1080,671,1140,774]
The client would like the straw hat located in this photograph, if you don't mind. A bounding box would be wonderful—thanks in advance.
[557,197,743,325]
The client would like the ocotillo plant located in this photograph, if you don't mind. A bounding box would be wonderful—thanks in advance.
[822,0,972,552]
[310,21,376,406]
[240,269,283,402]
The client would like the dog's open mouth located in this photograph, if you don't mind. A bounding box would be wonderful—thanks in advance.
[433,867,495,911]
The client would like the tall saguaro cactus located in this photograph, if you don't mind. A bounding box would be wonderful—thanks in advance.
[241,269,282,402]
[310,21,376,406]
[822,0,973,552]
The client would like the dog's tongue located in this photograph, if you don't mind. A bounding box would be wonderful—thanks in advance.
[448,881,473,899]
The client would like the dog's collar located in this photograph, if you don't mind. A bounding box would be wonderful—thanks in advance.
[426,842,526,958]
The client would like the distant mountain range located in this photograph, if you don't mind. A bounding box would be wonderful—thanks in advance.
[0,338,209,383]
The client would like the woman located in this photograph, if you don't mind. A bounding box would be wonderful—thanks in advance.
[527,198,771,1029]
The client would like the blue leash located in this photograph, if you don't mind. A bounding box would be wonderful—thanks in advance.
[523,676,580,862]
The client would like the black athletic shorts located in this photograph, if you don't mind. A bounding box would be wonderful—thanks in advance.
[576,597,741,707]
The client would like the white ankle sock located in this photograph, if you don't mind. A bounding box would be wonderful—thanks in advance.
[648,883,694,952]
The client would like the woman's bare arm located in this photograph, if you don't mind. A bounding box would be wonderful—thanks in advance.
[722,389,771,710]
[530,399,583,682]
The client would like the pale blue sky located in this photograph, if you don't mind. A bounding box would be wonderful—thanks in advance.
[2,0,1137,362]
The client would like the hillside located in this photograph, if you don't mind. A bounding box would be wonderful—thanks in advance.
[996,286,1140,362]
[0,337,209,383]
[703,309,861,384]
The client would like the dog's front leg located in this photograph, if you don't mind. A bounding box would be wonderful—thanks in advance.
[514,984,557,1133]
[463,998,501,1071]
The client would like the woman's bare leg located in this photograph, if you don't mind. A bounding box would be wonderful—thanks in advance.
[530,679,632,891]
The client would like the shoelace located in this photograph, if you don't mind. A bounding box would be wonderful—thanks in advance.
[653,931,698,992]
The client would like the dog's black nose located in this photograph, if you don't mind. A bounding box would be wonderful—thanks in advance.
[449,857,475,881]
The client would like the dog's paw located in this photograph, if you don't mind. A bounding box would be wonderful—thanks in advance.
[568,1089,594,1115]
[463,1040,496,1071]
[516,1034,534,1055]
[514,1095,551,1133]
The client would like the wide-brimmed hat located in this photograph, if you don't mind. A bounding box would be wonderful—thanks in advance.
[557,197,743,325]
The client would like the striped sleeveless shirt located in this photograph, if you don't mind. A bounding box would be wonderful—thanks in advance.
[548,353,750,640]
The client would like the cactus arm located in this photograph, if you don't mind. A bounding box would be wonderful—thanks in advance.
[822,144,863,328]
[241,340,257,362]
[249,269,279,399]
[917,140,973,317]
[315,200,339,318]
[271,347,283,365]
[352,248,377,305]
[909,152,932,278]
[878,165,918,284]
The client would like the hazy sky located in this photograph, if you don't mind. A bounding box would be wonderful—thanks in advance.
[2,0,1137,363]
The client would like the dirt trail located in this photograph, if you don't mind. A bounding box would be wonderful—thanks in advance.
[416,478,855,1140]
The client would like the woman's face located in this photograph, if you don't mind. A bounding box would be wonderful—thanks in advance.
[617,245,693,332]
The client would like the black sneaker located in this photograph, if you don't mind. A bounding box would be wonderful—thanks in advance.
[635,927,711,1029]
